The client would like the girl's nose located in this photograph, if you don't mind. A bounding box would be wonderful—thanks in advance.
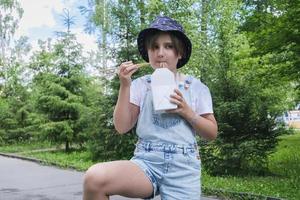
[157,47,164,57]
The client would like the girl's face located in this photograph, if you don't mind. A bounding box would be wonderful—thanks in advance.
[147,33,182,73]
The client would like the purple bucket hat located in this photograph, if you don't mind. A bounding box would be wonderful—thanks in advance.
[137,16,192,68]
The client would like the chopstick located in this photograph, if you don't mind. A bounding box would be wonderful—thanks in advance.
[137,62,150,68]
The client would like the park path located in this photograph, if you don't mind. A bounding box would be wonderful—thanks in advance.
[0,155,219,200]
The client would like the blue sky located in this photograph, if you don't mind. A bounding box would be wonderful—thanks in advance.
[15,0,98,52]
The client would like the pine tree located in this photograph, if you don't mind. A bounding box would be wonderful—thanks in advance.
[31,10,91,152]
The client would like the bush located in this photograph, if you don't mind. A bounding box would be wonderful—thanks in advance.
[87,82,138,161]
[200,79,283,175]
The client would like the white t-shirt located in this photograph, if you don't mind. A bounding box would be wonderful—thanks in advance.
[130,75,214,115]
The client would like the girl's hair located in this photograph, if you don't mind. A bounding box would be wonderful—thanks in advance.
[145,31,186,58]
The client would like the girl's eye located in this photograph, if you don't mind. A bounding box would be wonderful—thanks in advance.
[166,44,173,49]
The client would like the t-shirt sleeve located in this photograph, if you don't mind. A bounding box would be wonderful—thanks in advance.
[194,81,214,115]
[130,77,145,107]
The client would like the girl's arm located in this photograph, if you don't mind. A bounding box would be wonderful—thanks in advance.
[184,112,217,140]
[169,89,218,140]
[113,61,140,134]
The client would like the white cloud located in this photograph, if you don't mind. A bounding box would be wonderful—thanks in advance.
[13,0,98,53]
[72,28,98,52]
[16,0,64,36]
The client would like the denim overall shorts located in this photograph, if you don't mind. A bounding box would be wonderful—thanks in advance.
[130,75,201,200]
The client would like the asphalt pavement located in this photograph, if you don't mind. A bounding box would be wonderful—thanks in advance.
[0,155,219,200]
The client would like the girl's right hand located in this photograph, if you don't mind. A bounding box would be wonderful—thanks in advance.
[117,61,139,87]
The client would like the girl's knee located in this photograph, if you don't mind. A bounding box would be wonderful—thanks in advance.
[84,163,108,192]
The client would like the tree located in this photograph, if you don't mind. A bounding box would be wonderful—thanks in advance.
[84,0,294,172]
[80,0,116,76]
[241,0,300,101]
[199,0,293,175]
[0,1,36,143]
[0,0,23,93]
[30,11,92,152]
[87,76,138,161]
[85,0,141,160]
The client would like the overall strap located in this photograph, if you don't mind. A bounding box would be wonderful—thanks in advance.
[184,75,193,90]
[145,75,151,90]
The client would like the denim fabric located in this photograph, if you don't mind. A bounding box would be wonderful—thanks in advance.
[131,76,201,199]
[136,75,196,145]
[131,140,201,200]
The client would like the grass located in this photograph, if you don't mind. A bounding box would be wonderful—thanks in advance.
[268,133,300,178]
[202,171,297,199]
[202,131,300,200]
[1,131,299,199]
[0,140,54,153]
[21,149,94,171]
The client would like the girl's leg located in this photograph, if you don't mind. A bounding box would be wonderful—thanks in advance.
[83,160,153,200]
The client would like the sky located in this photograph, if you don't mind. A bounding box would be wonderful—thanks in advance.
[15,0,98,52]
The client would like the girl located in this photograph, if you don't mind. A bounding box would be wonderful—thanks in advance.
[83,16,218,200]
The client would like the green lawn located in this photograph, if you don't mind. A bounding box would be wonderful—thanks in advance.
[0,141,54,153]
[21,150,94,171]
[1,131,299,199]
[0,141,92,171]
[202,131,300,200]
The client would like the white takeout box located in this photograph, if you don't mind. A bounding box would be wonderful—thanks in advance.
[151,68,177,111]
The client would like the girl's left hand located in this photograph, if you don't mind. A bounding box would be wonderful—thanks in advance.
[167,89,193,118]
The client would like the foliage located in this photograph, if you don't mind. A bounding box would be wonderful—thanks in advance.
[268,132,300,180]
[81,0,299,174]
[0,1,34,143]
[202,132,300,200]
[195,0,294,176]
[4,132,299,199]
[201,79,285,175]
[22,149,94,171]
[30,33,96,152]
[0,82,37,143]
[87,77,137,161]
[0,140,54,153]
[0,0,25,92]
[0,0,298,188]
[241,0,300,99]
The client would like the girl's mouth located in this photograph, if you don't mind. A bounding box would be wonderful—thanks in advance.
[159,62,167,68]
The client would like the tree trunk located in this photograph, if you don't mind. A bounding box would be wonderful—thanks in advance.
[65,140,70,152]
[200,0,208,82]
